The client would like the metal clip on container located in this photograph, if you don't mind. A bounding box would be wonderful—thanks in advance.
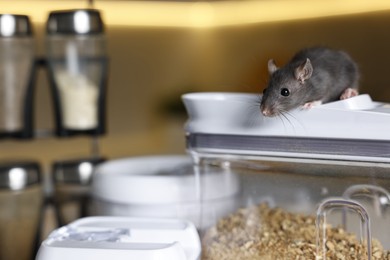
[0,161,42,260]
[0,14,36,139]
[46,9,108,137]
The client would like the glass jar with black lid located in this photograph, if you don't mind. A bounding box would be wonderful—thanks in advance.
[0,14,35,139]
[46,9,108,137]
[0,161,42,260]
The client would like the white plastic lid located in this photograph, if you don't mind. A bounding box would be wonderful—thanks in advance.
[36,216,201,260]
[319,94,375,110]
[91,155,239,204]
[182,92,390,140]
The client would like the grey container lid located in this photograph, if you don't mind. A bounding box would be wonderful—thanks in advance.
[0,161,41,190]
[0,14,32,37]
[47,9,104,35]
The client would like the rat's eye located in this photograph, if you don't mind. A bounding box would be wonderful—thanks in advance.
[262,88,267,94]
[281,88,290,96]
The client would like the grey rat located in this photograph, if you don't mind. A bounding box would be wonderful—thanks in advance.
[260,47,360,117]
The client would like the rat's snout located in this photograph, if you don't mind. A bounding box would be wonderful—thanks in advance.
[260,102,278,117]
[260,104,273,117]
[261,108,272,117]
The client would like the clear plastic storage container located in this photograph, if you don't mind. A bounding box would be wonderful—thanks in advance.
[182,92,390,259]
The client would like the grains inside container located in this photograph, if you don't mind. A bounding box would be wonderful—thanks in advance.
[202,203,390,260]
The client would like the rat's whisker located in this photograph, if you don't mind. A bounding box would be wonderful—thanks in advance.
[283,110,306,132]
[277,113,287,132]
[279,111,295,134]
[244,104,261,127]
[256,93,263,103]
[241,102,261,117]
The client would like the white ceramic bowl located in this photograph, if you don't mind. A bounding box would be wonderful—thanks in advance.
[90,155,240,230]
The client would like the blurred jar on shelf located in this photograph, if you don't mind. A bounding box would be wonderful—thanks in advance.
[0,161,42,260]
[46,9,108,137]
[51,157,104,227]
[0,14,36,139]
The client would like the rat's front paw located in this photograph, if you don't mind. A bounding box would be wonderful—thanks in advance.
[340,88,359,100]
[301,100,322,109]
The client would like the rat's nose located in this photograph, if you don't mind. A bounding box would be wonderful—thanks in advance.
[261,107,272,117]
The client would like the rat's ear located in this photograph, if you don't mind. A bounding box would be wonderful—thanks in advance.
[268,59,278,75]
[294,58,313,83]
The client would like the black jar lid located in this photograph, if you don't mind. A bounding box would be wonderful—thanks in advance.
[47,9,104,35]
[0,14,32,37]
[0,161,41,190]
[53,157,105,185]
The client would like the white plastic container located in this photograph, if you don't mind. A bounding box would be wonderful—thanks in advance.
[36,216,201,260]
[90,155,240,230]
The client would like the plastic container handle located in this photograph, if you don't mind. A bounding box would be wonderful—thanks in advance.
[316,198,372,260]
